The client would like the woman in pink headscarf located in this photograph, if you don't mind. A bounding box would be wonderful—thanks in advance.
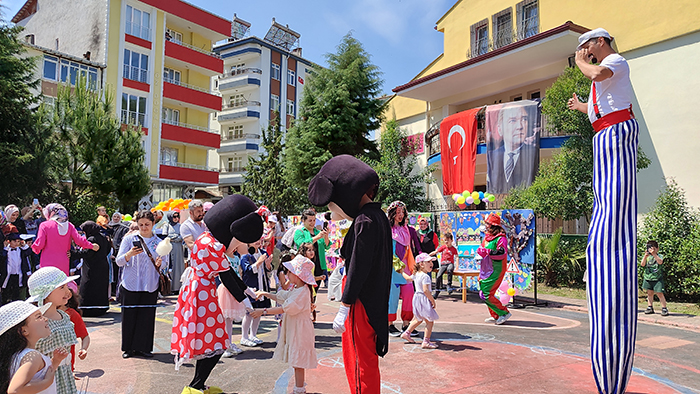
[32,203,99,275]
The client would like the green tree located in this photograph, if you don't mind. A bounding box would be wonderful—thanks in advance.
[367,119,431,211]
[638,179,700,301]
[285,34,385,201]
[243,113,304,215]
[44,79,150,223]
[504,67,650,221]
[0,22,56,204]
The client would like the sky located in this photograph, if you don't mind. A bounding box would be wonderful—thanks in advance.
[1,0,454,96]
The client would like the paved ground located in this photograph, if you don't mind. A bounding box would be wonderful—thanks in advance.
[73,288,700,394]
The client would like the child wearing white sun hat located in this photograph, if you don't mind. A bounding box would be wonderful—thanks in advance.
[252,253,318,394]
[0,300,68,394]
[27,267,80,394]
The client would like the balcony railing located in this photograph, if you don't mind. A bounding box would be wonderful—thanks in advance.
[121,110,146,127]
[219,68,262,79]
[425,113,569,158]
[162,119,219,134]
[126,22,151,41]
[467,22,540,59]
[166,36,220,58]
[222,100,261,110]
[160,160,218,172]
[123,65,148,84]
[221,133,260,142]
[220,167,246,173]
[164,77,219,95]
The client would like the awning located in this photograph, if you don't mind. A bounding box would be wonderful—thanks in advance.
[394,22,588,102]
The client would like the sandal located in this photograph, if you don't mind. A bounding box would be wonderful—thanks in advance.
[421,341,438,349]
[400,331,416,343]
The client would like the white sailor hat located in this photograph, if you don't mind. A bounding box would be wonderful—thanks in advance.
[577,28,614,50]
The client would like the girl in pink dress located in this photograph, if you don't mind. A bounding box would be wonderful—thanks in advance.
[32,204,97,277]
[252,254,318,394]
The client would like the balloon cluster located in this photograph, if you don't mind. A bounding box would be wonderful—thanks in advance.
[151,198,192,212]
[451,191,496,209]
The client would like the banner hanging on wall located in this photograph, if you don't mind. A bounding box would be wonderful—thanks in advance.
[439,107,481,195]
[486,100,541,194]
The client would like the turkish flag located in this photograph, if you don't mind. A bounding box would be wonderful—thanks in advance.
[439,108,480,195]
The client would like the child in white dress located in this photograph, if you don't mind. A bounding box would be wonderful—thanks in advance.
[1,301,68,394]
[253,254,317,394]
[400,253,440,349]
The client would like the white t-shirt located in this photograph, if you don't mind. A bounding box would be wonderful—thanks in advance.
[179,218,206,250]
[587,53,633,124]
[413,271,432,294]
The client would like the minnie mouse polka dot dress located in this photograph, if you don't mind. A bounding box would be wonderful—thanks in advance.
[171,232,230,370]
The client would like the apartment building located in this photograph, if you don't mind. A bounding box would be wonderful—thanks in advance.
[12,0,230,207]
[209,17,314,195]
[387,0,700,213]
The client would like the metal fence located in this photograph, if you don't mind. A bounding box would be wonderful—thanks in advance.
[467,23,540,59]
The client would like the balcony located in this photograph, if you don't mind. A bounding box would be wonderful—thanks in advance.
[120,110,148,133]
[165,39,223,76]
[159,162,219,185]
[217,100,261,124]
[161,120,220,149]
[163,79,221,112]
[218,132,259,154]
[219,168,246,186]
[217,68,262,93]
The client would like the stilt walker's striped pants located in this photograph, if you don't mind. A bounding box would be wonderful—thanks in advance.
[586,118,639,394]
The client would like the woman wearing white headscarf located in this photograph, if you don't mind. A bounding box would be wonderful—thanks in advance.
[32,203,99,276]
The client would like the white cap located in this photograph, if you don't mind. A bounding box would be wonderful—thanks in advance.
[577,28,614,50]
[268,215,278,223]
[0,301,52,336]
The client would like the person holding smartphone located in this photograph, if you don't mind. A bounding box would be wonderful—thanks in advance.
[115,210,169,359]
[641,240,667,316]
[293,209,330,288]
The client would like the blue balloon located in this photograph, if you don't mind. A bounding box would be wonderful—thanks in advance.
[478,191,485,200]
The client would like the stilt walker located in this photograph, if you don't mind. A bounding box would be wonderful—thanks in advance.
[308,155,393,394]
[568,28,639,394]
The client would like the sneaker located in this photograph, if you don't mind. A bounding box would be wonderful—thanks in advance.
[484,317,496,323]
[388,325,401,337]
[447,287,454,295]
[495,312,512,325]
[661,307,669,316]
[644,306,655,314]
[400,331,416,343]
[433,290,440,299]
[240,338,258,347]
[250,336,263,345]
[410,329,420,337]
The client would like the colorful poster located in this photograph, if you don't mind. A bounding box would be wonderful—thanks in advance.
[486,100,541,194]
[440,107,481,195]
[437,209,535,291]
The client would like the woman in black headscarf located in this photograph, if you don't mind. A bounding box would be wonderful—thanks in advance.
[73,221,112,316]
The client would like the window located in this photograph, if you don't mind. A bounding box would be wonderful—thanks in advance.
[227,125,244,140]
[60,60,80,85]
[121,93,147,126]
[165,28,182,43]
[228,94,245,108]
[493,8,513,48]
[126,5,151,41]
[270,94,280,111]
[162,108,180,125]
[529,90,541,100]
[286,99,294,116]
[153,184,184,202]
[271,63,280,80]
[43,55,58,80]
[163,67,180,85]
[160,147,178,166]
[287,69,295,86]
[123,49,149,83]
[517,0,539,39]
[470,20,489,57]
[227,156,243,172]
[230,63,245,75]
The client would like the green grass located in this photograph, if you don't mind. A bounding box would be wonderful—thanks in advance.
[530,285,700,316]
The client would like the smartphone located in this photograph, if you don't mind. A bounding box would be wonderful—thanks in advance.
[133,239,142,249]
[32,198,39,206]
[323,221,328,231]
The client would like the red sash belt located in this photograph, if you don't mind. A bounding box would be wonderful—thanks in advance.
[592,108,634,132]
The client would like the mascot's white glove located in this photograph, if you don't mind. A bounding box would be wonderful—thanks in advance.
[333,305,350,333]
[245,287,257,299]
[242,298,253,313]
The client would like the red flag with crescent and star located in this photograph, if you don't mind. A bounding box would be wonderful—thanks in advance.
[439,108,480,195]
